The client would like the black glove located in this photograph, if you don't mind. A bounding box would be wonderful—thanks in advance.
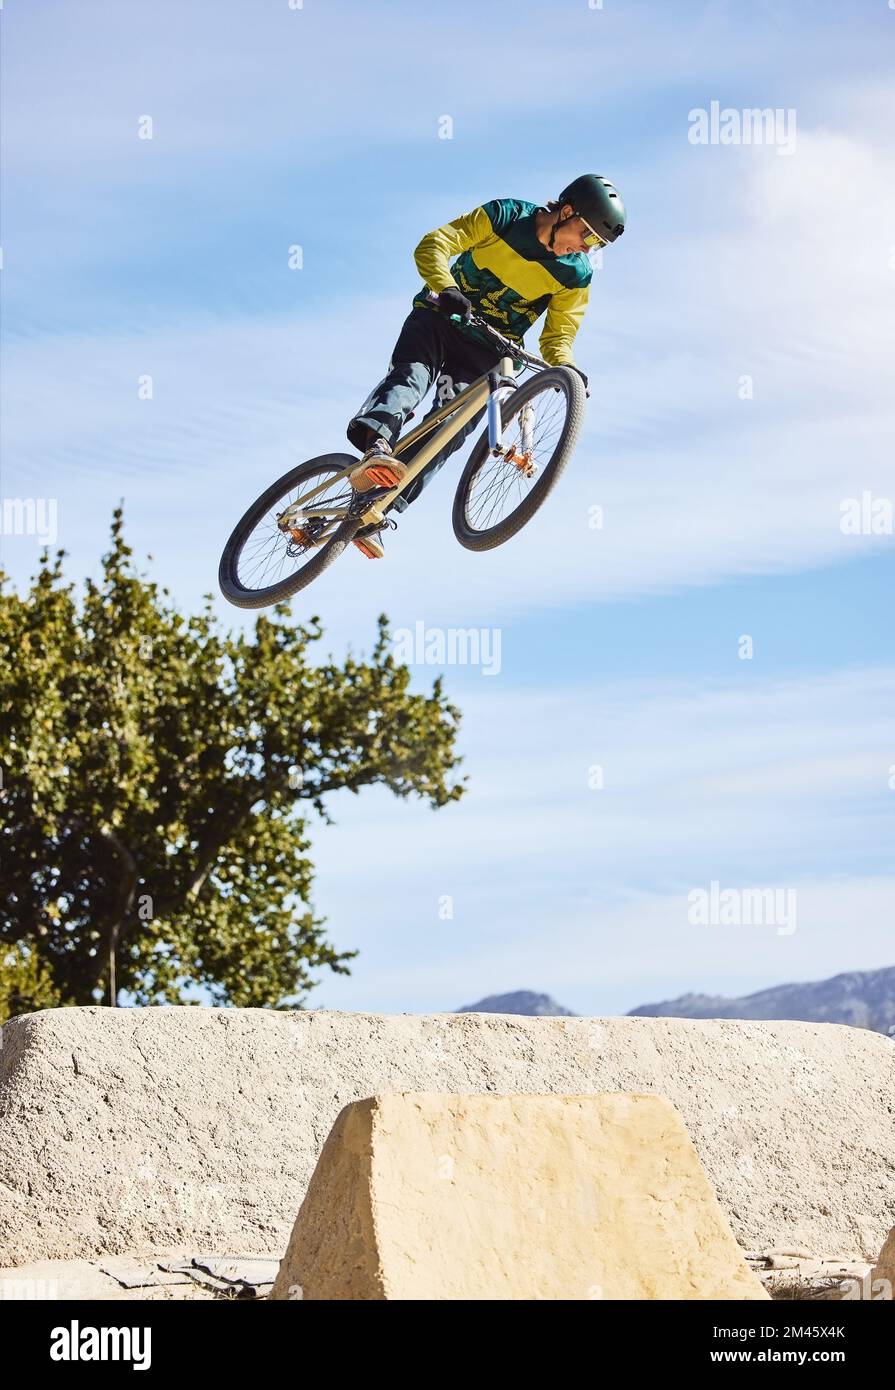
[436,286,473,319]
[569,364,590,397]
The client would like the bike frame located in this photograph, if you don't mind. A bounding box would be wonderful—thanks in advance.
[278,315,551,544]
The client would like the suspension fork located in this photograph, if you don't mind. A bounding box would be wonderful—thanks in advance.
[519,401,535,454]
[486,356,518,454]
[487,355,537,476]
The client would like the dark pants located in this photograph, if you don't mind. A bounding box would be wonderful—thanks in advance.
[346,307,504,513]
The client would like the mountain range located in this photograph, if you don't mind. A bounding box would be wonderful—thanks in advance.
[457,967,895,1036]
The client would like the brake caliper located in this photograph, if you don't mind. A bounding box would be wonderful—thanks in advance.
[277,508,313,545]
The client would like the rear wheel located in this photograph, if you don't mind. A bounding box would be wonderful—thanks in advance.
[452,367,585,551]
[218,454,361,609]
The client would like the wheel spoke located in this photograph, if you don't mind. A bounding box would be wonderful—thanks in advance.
[234,468,352,592]
[464,378,569,533]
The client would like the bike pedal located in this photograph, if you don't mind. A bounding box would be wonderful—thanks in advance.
[353,536,383,559]
[365,464,403,488]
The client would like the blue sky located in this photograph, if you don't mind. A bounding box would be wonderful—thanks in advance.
[2,0,893,1014]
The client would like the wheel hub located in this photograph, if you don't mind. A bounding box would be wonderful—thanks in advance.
[503,446,537,478]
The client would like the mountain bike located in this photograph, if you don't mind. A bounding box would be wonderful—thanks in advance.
[218,313,587,608]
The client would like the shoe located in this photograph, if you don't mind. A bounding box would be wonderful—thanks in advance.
[352,511,398,560]
[349,438,408,492]
[352,520,387,559]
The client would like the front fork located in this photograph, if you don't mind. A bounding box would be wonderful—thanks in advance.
[487,356,537,477]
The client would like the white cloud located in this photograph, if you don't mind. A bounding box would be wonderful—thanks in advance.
[8,0,850,176]
[306,666,895,1011]
[315,876,895,1017]
[5,120,892,619]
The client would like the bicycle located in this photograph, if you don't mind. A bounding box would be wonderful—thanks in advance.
[218,312,587,608]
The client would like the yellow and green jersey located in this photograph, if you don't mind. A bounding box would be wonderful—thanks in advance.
[412,198,592,366]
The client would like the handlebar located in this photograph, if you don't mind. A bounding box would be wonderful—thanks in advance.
[446,310,552,372]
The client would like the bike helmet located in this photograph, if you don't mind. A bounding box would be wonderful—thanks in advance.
[555,174,626,244]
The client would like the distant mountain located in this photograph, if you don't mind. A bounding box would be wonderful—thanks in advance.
[628,966,895,1036]
[456,990,577,1017]
[454,968,895,1034]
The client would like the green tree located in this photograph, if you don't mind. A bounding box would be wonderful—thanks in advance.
[0,941,63,1019]
[0,510,465,1017]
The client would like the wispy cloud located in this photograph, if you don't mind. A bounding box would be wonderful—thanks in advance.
[4,124,893,616]
[307,665,895,1010]
[321,877,895,1017]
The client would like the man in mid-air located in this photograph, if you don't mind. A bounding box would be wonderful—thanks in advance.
[345,173,626,557]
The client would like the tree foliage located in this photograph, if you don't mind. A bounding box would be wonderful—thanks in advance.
[0,510,465,1017]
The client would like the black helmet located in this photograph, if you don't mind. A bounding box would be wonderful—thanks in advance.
[557,174,626,243]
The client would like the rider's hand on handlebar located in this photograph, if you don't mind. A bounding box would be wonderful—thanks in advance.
[436,286,473,320]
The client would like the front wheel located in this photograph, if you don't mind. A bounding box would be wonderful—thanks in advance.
[451,367,585,551]
[218,454,361,609]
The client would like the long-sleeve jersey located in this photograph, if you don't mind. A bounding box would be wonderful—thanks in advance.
[412,197,592,366]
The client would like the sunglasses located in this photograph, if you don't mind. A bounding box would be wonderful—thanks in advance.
[577,215,606,249]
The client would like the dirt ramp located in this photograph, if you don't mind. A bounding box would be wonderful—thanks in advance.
[1,1007,892,1264]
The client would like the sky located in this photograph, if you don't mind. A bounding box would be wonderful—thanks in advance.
[1,0,893,1015]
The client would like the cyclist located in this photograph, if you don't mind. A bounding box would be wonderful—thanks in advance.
[346,174,626,556]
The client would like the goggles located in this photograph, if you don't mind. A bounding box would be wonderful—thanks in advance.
[577,214,607,249]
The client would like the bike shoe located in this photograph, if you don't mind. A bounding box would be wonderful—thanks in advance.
[351,513,398,560]
[349,438,408,493]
